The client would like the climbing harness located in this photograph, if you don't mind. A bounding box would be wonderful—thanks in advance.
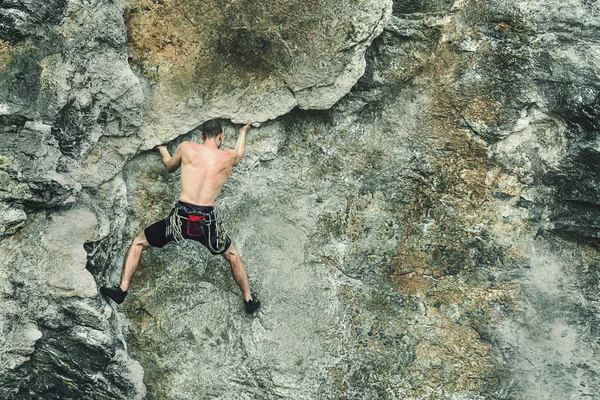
[167,202,228,253]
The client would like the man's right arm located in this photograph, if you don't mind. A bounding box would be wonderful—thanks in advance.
[157,143,184,173]
[231,120,251,165]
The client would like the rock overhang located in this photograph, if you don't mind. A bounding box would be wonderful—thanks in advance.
[122,0,392,147]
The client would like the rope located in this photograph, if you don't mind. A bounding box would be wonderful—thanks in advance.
[169,212,184,243]
[207,214,226,254]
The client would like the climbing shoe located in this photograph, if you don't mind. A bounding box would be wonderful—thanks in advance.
[244,293,261,314]
[100,286,128,304]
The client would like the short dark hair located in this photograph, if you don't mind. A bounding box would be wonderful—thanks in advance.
[201,120,222,138]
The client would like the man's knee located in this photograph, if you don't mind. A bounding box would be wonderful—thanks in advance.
[132,231,150,249]
[222,244,239,262]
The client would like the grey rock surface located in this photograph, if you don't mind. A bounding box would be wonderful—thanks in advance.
[0,0,145,398]
[0,0,599,398]
[0,208,145,399]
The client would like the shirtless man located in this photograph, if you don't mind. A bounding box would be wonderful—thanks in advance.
[100,119,261,314]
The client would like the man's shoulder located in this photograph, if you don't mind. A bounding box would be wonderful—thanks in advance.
[178,141,201,152]
[221,148,237,159]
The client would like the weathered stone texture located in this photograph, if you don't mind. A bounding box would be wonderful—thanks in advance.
[0,0,145,398]
[1,0,600,398]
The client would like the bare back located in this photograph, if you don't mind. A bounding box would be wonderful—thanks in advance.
[177,142,235,206]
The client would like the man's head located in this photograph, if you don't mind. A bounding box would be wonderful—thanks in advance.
[201,120,223,141]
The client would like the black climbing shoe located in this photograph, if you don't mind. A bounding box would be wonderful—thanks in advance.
[244,293,261,314]
[100,286,128,304]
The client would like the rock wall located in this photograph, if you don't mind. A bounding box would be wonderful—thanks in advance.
[0,0,145,398]
[1,0,599,399]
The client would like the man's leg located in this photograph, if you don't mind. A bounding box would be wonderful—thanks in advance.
[120,230,151,291]
[221,243,252,302]
[101,230,151,304]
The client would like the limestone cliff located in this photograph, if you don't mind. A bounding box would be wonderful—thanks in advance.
[0,0,599,399]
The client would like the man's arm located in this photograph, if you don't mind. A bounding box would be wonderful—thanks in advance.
[231,120,251,165]
[157,143,184,173]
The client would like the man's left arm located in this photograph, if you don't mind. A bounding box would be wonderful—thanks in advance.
[230,120,251,165]
[157,144,184,173]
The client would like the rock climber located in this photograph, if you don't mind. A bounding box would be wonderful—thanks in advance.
[101,119,261,314]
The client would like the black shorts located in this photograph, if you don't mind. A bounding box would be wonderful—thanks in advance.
[144,201,232,255]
